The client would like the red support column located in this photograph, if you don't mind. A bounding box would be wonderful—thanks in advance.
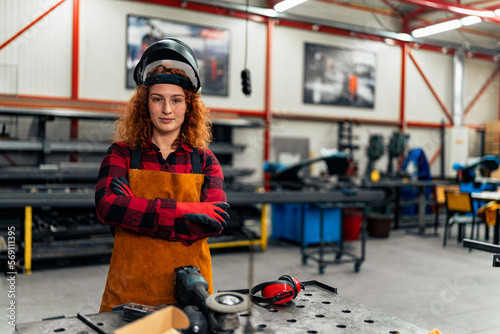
[399,43,407,131]
[264,18,275,190]
[71,0,80,162]
[72,0,80,100]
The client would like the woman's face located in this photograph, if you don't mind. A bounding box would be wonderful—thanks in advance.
[148,83,187,140]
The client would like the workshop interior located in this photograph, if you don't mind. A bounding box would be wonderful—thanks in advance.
[1,0,500,333]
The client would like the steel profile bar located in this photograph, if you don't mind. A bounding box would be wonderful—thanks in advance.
[464,66,500,118]
[408,50,454,124]
[0,0,67,51]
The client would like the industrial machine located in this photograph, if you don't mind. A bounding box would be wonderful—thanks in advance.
[268,151,351,190]
[453,155,500,184]
[362,134,384,182]
[363,131,408,183]
[386,131,407,177]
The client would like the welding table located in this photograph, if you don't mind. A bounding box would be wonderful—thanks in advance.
[228,189,385,273]
[15,281,428,334]
[301,203,367,273]
[363,179,455,234]
[471,191,500,244]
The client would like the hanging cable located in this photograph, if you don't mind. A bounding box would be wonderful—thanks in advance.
[241,0,252,96]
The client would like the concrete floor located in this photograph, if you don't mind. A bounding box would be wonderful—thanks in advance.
[2,226,500,334]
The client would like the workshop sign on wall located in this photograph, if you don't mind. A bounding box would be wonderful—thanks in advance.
[304,42,376,109]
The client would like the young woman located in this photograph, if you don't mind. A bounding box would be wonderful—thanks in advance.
[95,38,229,312]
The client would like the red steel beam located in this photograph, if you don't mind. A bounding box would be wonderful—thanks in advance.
[380,0,406,16]
[209,108,265,118]
[72,0,80,100]
[133,0,268,23]
[0,0,67,51]
[264,18,275,189]
[400,43,407,131]
[395,0,500,24]
[407,49,454,124]
[464,66,500,118]
[428,146,442,166]
[406,120,451,128]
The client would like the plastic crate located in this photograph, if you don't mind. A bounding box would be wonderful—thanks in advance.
[271,203,341,247]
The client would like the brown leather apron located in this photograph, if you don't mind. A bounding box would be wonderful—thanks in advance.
[99,148,213,312]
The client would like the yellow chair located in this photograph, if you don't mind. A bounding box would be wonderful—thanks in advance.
[443,191,484,247]
[434,185,460,233]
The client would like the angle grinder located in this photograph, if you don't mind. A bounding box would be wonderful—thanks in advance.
[174,266,251,333]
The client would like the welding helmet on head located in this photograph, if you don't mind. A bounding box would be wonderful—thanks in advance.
[250,275,303,305]
[133,38,201,93]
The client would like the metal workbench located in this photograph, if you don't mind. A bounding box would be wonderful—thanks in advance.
[15,281,428,334]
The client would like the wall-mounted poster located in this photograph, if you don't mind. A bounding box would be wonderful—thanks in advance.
[126,14,230,96]
[304,43,376,108]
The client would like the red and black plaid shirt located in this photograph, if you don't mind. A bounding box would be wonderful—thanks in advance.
[95,140,227,243]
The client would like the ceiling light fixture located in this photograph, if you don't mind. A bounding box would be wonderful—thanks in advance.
[411,16,481,38]
[274,0,308,13]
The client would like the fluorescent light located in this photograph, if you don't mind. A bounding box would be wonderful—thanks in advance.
[261,8,278,17]
[396,33,413,42]
[274,0,308,13]
[495,9,500,16]
[412,19,461,38]
[460,16,481,26]
[449,6,495,18]
[411,16,482,38]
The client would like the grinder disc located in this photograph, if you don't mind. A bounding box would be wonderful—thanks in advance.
[205,292,251,314]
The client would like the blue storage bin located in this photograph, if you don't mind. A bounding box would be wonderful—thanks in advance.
[271,203,341,247]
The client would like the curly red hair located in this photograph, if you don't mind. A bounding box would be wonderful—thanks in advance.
[114,65,212,149]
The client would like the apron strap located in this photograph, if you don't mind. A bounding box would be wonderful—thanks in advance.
[130,148,142,170]
[192,147,201,174]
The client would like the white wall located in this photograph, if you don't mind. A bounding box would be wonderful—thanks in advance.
[271,26,402,121]
[0,0,73,97]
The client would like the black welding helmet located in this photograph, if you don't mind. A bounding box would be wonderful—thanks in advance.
[133,38,201,93]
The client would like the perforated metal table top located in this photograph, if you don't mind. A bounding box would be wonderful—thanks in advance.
[15,281,427,334]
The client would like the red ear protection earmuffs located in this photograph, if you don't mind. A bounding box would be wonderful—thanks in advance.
[250,275,303,304]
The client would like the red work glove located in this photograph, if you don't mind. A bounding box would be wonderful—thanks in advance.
[175,202,230,232]
[110,177,133,196]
